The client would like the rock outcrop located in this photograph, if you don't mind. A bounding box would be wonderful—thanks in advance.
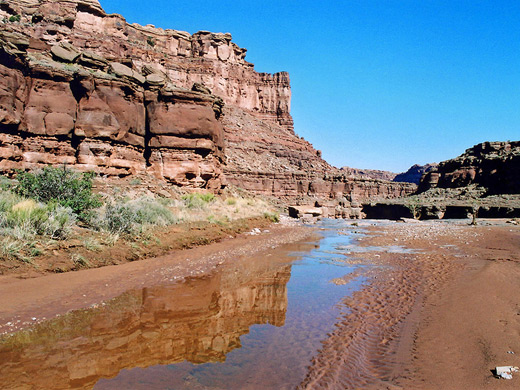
[222,106,416,215]
[0,0,416,212]
[393,163,437,184]
[418,141,520,195]
[0,0,292,190]
[340,167,397,182]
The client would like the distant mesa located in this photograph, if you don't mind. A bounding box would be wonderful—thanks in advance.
[418,141,520,195]
[393,164,438,184]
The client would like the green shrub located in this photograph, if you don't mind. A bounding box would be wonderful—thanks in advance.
[263,212,280,223]
[100,197,176,234]
[8,14,21,23]
[181,193,215,209]
[225,197,237,205]
[0,194,75,239]
[15,166,101,221]
[0,176,12,191]
[104,202,136,234]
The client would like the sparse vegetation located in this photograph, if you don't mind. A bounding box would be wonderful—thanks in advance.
[0,169,281,270]
[181,192,215,209]
[0,193,76,240]
[97,197,176,234]
[405,196,422,219]
[8,14,21,23]
[263,211,280,223]
[15,166,101,221]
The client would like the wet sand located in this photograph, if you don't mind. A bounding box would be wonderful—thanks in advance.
[2,218,519,389]
[299,220,520,389]
[0,223,315,335]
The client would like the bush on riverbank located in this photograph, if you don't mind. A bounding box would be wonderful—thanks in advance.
[96,197,177,234]
[14,166,101,221]
[0,167,281,267]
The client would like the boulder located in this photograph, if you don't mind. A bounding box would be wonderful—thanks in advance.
[288,206,323,219]
[192,82,212,95]
[109,62,145,85]
[51,43,80,63]
[78,51,108,70]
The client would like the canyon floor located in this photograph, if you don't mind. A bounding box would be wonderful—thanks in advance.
[308,219,520,390]
[0,218,519,389]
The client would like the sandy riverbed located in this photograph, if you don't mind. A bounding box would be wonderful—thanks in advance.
[299,219,520,389]
[1,218,519,390]
[0,222,315,335]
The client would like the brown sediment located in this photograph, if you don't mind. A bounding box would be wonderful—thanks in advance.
[0,216,276,278]
[0,222,315,336]
[299,220,520,390]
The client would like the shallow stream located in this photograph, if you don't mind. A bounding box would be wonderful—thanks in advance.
[0,220,397,389]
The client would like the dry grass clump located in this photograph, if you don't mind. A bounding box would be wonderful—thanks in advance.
[93,196,177,235]
[172,194,278,224]
[0,168,280,266]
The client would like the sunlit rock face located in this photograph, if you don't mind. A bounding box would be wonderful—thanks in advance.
[418,141,520,195]
[0,259,291,389]
[221,106,416,209]
[0,0,416,202]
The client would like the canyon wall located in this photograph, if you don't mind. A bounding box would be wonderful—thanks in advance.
[0,0,416,208]
[418,141,520,195]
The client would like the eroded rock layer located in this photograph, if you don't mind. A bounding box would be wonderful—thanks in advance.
[0,0,416,207]
[0,0,294,189]
[418,141,520,195]
[222,107,415,215]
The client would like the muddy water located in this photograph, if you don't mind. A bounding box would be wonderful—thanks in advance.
[0,220,380,390]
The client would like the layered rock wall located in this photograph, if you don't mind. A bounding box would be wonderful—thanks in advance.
[1,0,292,129]
[418,141,520,195]
[222,106,416,213]
[0,0,416,210]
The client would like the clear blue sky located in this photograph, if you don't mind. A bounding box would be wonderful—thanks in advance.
[99,0,519,173]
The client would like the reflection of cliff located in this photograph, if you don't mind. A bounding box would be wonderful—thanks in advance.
[0,259,292,390]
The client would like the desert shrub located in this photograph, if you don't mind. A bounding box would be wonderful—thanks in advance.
[0,193,75,239]
[181,193,215,209]
[8,14,21,23]
[405,196,422,219]
[103,202,136,234]
[225,197,237,205]
[0,176,12,191]
[100,197,176,234]
[263,212,280,223]
[15,166,101,221]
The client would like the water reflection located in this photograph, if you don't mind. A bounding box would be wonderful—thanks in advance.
[0,248,299,390]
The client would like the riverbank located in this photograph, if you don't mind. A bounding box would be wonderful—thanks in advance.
[299,219,520,389]
[0,221,314,336]
[0,215,278,278]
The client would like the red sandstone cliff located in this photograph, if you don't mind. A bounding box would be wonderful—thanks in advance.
[418,141,520,195]
[0,0,415,208]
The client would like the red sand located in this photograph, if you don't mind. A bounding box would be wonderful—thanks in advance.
[299,220,520,389]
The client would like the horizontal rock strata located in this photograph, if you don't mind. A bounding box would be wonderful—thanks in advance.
[0,0,417,212]
[418,141,520,195]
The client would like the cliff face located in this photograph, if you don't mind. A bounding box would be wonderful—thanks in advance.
[0,0,415,208]
[222,106,415,209]
[339,167,397,182]
[393,163,437,184]
[418,141,520,195]
[0,0,292,190]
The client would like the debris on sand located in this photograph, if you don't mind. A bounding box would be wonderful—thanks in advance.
[495,366,519,380]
